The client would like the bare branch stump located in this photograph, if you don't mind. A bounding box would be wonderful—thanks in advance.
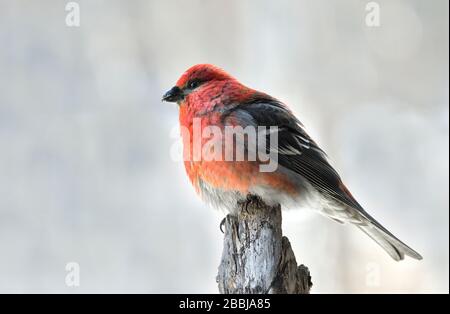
[217,195,312,294]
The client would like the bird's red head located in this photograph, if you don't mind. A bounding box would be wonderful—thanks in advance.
[176,64,233,88]
[162,64,238,104]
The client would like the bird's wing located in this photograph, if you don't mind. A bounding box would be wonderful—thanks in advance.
[222,97,363,212]
[222,97,422,261]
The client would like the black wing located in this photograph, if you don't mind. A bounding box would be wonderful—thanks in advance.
[222,97,363,211]
[222,97,423,261]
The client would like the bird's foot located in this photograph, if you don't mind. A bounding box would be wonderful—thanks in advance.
[220,217,226,233]
[243,194,262,213]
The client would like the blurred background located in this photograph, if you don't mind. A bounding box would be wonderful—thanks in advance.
[0,0,448,293]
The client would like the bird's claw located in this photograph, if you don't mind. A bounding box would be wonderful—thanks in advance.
[243,194,260,213]
[220,217,226,233]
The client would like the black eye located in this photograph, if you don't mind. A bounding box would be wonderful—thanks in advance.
[187,80,200,89]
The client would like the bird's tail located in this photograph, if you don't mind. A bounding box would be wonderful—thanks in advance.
[357,223,422,261]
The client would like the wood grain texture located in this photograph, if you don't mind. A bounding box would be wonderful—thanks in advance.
[217,195,312,294]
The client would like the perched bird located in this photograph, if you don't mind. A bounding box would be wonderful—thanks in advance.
[163,64,422,261]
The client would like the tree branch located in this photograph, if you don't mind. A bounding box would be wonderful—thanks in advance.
[217,195,312,294]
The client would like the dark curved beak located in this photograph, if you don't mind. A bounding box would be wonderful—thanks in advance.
[162,86,183,102]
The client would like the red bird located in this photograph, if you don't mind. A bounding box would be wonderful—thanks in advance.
[163,64,422,261]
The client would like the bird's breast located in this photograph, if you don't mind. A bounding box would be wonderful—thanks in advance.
[178,98,299,209]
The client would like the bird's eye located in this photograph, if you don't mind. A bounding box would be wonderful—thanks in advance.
[187,80,200,89]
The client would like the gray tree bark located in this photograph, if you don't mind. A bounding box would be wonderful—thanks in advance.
[217,195,312,294]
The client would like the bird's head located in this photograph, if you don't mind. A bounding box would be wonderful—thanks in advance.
[162,64,235,104]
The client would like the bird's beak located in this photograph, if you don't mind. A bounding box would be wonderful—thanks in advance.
[162,86,183,103]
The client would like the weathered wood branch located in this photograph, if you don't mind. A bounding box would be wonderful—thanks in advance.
[217,195,312,294]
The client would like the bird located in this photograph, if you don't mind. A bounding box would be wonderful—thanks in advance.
[162,64,422,261]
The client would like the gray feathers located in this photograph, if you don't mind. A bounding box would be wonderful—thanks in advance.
[215,96,422,261]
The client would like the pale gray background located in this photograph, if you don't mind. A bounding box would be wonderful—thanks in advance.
[0,0,448,293]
